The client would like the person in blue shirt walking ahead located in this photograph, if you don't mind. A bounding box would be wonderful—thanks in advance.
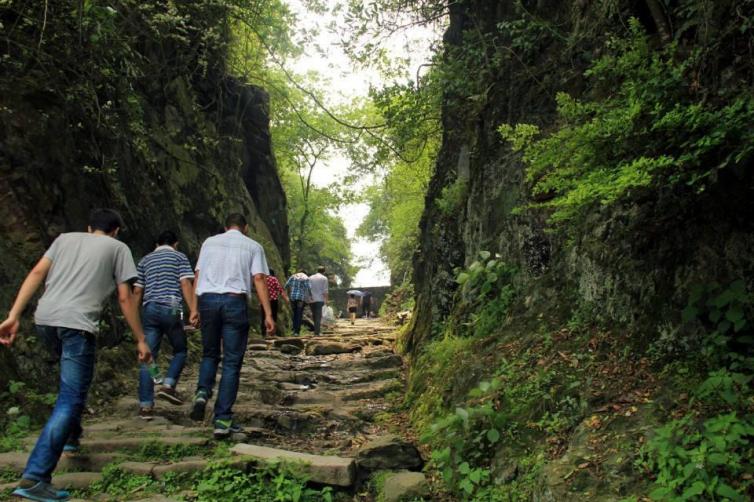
[133,230,196,420]
[285,271,311,336]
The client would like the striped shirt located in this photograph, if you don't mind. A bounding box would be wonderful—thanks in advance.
[135,246,194,306]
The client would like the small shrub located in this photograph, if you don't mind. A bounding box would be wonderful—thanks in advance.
[436,178,468,216]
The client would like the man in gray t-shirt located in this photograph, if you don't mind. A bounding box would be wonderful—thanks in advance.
[0,209,151,502]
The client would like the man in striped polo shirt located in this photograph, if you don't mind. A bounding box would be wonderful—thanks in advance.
[134,230,196,419]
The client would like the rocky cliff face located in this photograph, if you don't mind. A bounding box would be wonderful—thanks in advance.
[409,0,754,352]
[0,2,289,392]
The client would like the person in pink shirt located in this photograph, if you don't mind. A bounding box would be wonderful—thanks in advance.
[261,268,288,336]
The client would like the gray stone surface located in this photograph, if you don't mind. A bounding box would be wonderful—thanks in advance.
[306,342,360,356]
[231,443,355,486]
[381,471,429,502]
[152,459,209,479]
[52,472,103,490]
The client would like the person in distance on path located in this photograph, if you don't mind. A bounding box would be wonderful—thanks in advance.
[260,268,288,337]
[285,270,311,336]
[189,213,274,439]
[307,266,329,336]
[133,230,197,420]
[0,208,151,502]
[347,294,359,325]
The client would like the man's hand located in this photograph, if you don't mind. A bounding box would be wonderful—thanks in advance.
[137,341,152,364]
[189,310,200,327]
[265,316,275,336]
[0,317,20,347]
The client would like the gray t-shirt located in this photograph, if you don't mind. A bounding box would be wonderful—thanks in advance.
[34,232,138,334]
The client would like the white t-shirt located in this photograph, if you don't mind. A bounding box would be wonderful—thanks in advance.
[308,273,329,303]
[195,229,269,297]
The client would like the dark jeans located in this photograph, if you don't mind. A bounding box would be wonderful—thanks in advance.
[310,301,324,335]
[196,293,249,421]
[260,299,279,335]
[24,326,95,483]
[291,300,305,335]
[138,302,187,407]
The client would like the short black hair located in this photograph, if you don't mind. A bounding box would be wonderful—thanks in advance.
[268,268,276,276]
[89,208,124,233]
[225,213,247,228]
[157,230,178,246]
[317,266,326,273]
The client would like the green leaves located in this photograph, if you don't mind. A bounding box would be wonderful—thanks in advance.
[498,19,754,224]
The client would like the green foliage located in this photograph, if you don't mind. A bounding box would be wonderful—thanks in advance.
[452,252,516,339]
[132,441,205,462]
[357,81,439,285]
[499,19,754,224]
[194,464,331,502]
[0,380,56,452]
[282,170,356,285]
[436,178,468,216]
[640,374,754,501]
[379,281,415,320]
[91,464,158,496]
[642,281,754,501]
[90,462,333,501]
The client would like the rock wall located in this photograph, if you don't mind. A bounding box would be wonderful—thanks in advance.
[409,0,754,350]
[0,4,289,392]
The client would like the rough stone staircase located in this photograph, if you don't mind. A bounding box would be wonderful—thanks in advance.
[0,319,428,501]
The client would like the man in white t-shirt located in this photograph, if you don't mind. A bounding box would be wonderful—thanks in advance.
[189,213,274,439]
[308,266,329,336]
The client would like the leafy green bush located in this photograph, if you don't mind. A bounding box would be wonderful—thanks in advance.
[640,370,754,501]
[436,178,468,216]
[498,19,754,224]
[90,462,333,502]
[0,380,56,452]
[194,464,332,502]
[642,280,754,501]
[453,252,516,338]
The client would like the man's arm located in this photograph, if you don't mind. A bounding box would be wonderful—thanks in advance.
[117,283,151,363]
[133,286,144,305]
[0,257,52,346]
[253,273,275,335]
[180,278,197,325]
[189,271,200,326]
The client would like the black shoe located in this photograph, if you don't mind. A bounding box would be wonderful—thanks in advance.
[190,391,208,421]
[157,386,184,405]
[139,407,154,421]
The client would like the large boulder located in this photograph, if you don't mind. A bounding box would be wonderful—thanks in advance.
[355,434,423,472]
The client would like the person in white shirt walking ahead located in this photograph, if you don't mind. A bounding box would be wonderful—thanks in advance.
[308,266,329,336]
[189,213,274,438]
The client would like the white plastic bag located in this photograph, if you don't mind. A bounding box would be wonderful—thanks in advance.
[322,305,336,326]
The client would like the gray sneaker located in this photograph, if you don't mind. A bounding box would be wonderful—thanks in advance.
[12,480,70,501]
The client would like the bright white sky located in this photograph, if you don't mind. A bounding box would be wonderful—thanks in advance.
[283,0,438,287]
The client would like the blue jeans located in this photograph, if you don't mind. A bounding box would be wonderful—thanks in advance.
[196,294,249,421]
[138,302,188,407]
[310,301,324,335]
[24,326,95,483]
[291,300,305,335]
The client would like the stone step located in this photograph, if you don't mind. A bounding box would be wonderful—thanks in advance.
[230,443,355,487]
[0,451,124,473]
[79,435,209,452]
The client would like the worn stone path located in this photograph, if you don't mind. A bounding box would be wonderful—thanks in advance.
[0,319,427,501]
